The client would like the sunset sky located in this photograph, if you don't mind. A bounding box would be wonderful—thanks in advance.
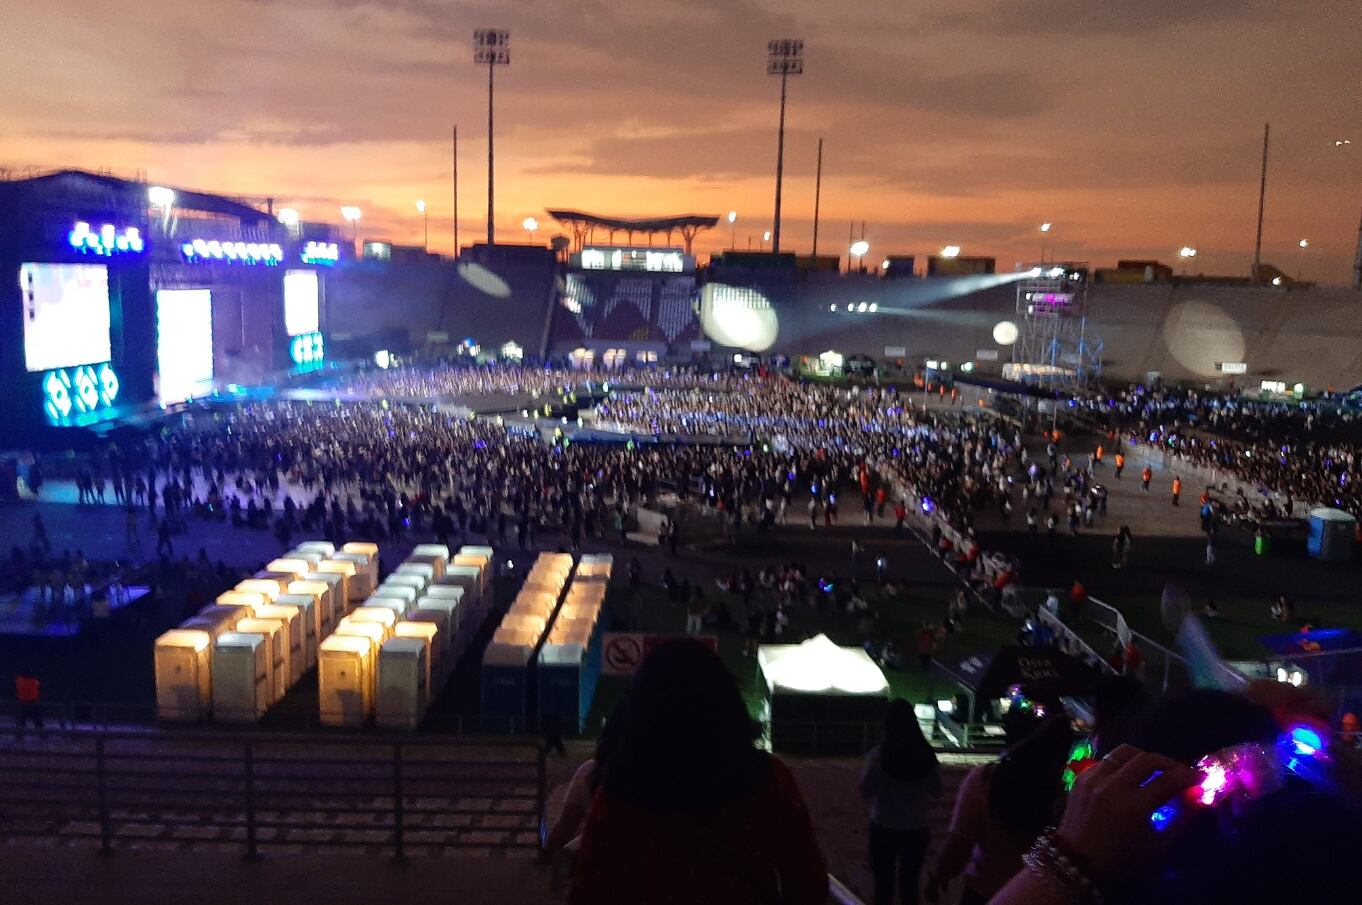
[4,0,1360,282]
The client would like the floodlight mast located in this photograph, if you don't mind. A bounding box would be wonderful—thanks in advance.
[767,39,804,255]
[474,29,510,246]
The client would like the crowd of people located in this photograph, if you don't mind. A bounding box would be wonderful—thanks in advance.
[1075,384,1362,519]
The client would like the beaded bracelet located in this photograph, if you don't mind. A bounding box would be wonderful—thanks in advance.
[1021,829,1104,904]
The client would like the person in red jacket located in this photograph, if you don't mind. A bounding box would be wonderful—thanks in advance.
[569,640,828,905]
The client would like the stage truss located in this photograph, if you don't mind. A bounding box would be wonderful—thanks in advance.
[1011,263,1103,389]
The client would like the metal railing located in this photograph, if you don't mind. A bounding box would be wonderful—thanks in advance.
[0,726,545,858]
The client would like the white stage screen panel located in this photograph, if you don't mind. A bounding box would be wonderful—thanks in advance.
[156,289,214,404]
[283,270,320,336]
[20,263,112,372]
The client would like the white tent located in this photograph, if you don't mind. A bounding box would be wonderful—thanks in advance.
[758,633,889,696]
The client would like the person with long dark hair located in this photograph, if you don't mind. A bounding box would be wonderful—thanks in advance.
[568,639,828,905]
[925,715,1073,905]
[860,699,941,905]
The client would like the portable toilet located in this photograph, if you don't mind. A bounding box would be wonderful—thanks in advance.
[395,618,442,683]
[373,583,419,607]
[266,558,311,579]
[416,596,460,657]
[191,604,250,634]
[340,542,381,589]
[332,620,384,707]
[388,568,431,594]
[412,543,451,564]
[453,554,492,594]
[330,552,375,599]
[1308,508,1356,562]
[458,545,496,577]
[319,634,374,727]
[215,590,266,612]
[154,629,213,722]
[253,603,305,686]
[346,607,398,640]
[213,632,271,723]
[299,573,344,629]
[285,549,326,569]
[317,560,358,606]
[363,596,410,620]
[296,540,337,558]
[236,579,283,602]
[376,637,430,729]
[235,617,288,701]
[274,593,320,669]
[253,571,298,591]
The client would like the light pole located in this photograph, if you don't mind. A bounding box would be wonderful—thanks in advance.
[523,216,539,243]
[340,206,361,252]
[474,28,510,246]
[1298,238,1309,281]
[767,39,804,255]
[1040,222,1052,262]
[1178,245,1197,276]
[728,210,737,249]
[416,200,428,251]
[850,239,869,273]
[762,230,771,251]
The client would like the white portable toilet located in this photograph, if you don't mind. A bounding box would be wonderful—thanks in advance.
[215,590,266,612]
[412,543,451,564]
[394,619,441,684]
[340,542,381,592]
[376,637,430,729]
[190,604,249,635]
[266,558,311,578]
[253,603,305,685]
[452,554,491,595]
[346,607,398,640]
[296,540,337,557]
[235,617,288,701]
[416,596,460,656]
[330,553,375,600]
[253,571,297,591]
[319,634,374,727]
[154,629,213,721]
[334,619,386,704]
[213,632,271,723]
[236,579,283,602]
[285,549,326,569]
[374,583,419,607]
[299,573,343,630]
[317,560,358,606]
[362,596,410,620]
[275,592,321,667]
[387,569,430,595]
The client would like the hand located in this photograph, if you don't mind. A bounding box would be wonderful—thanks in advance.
[1056,744,1199,882]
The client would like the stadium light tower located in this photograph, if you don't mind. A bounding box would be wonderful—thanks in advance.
[416,200,428,251]
[767,39,804,255]
[1040,222,1052,262]
[474,29,510,246]
[340,206,362,249]
[850,239,870,272]
[1178,245,1197,275]
[941,244,961,258]
[728,210,737,249]
[523,216,539,242]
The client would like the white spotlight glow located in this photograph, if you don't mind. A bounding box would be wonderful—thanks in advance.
[148,185,176,207]
[993,320,1019,345]
[850,240,870,257]
[277,208,300,228]
[941,245,961,258]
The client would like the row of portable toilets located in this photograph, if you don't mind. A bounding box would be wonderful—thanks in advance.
[154,542,495,729]
[481,552,612,732]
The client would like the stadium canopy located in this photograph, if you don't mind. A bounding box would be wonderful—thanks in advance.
[546,209,719,254]
[0,169,276,224]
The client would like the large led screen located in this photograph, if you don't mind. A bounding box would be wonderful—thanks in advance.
[19,263,112,372]
[283,269,320,336]
[156,289,214,404]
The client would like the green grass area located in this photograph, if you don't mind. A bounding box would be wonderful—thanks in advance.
[1098,591,1360,662]
[582,579,1021,736]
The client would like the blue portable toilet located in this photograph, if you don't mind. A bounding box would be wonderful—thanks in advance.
[1307,508,1356,562]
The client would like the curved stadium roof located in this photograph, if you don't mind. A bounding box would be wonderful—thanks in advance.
[546,209,719,231]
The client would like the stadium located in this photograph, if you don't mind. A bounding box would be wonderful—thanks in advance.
[3,167,1362,905]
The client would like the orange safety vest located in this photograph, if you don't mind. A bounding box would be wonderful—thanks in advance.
[1095,445,1104,461]
[1172,478,1182,495]
[15,676,40,703]
[1115,454,1125,468]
